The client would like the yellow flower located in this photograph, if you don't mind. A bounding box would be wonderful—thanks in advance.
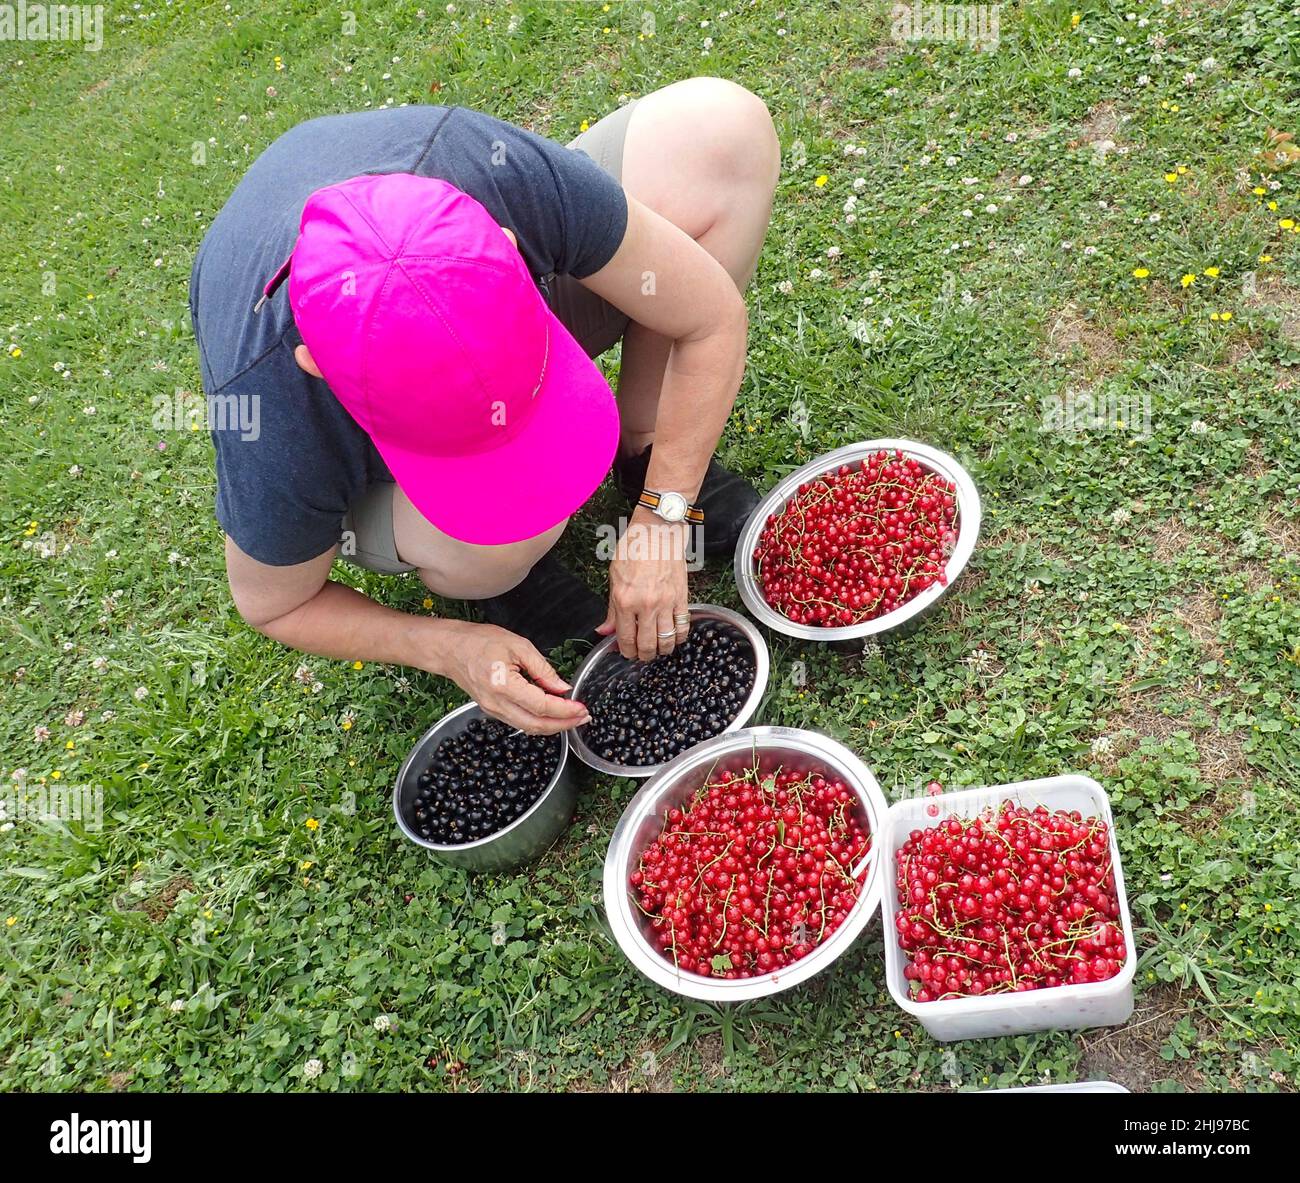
[1070,11,1080,27]
[1176,165,1188,175]
[422,597,433,609]
[1179,902,1188,911]
[814,175,828,187]
[351,660,363,670]
[4,917,15,927]
[1170,104,1180,112]
[1204,266,1220,277]
[1253,186,1267,196]
[65,740,74,750]
[602,3,610,9]
[1264,903,1273,912]
[203,909,213,920]
[8,347,20,358]
[341,719,353,731]
[1210,312,1219,321]
[50,770,61,780]
[300,860,314,871]
[1260,253,1273,263]
[1268,200,1279,211]
[579,119,590,133]
[1164,173,1178,183]
[1132,267,1150,279]
[85,293,94,300]
[1280,218,1295,230]
[305,817,319,831]
[1160,100,1170,110]
[1180,273,1196,287]
[1220,310,1233,321]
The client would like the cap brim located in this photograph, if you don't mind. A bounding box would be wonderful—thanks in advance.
[374,310,621,547]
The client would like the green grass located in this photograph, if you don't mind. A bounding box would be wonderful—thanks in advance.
[2,0,1298,1092]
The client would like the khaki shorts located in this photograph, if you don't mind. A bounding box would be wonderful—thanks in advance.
[341,99,638,575]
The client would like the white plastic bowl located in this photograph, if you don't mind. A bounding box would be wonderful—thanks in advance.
[882,775,1136,1042]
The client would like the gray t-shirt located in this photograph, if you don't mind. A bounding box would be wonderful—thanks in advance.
[190,105,628,566]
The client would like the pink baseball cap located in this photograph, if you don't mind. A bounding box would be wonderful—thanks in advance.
[273,172,620,546]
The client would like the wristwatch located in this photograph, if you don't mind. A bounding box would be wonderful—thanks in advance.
[637,489,705,525]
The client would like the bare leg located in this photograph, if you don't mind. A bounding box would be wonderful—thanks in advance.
[391,486,568,600]
[615,77,781,454]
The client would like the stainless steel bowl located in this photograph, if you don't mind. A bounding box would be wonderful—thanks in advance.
[602,726,889,1001]
[393,701,578,873]
[733,438,982,642]
[567,604,770,779]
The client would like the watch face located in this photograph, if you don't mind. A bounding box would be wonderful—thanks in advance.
[656,492,688,523]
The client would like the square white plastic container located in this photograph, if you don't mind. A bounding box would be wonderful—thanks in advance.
[882,775,1136,1043]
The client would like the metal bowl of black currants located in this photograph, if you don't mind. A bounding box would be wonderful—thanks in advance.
[567,604,770,779]
[393,702,578,873]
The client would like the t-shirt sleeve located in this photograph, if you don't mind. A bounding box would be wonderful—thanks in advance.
[434,109,629,280]
[209,356,364,567]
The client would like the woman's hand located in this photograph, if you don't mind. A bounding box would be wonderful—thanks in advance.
[598,512,690,661]
[434,620,589,735]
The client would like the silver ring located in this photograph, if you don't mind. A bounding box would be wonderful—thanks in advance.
[656,630,676,639]
[674,613,690,625]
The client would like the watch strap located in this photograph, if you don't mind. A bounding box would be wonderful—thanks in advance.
[637,489,705,524]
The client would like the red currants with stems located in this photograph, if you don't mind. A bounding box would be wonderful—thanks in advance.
[632,763,872,979]
[894,799,1126,1001]
[753,449,959,627]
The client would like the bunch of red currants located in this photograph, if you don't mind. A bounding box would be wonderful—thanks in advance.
[753,450,959,627]
[894,801,1126,1001]
[631,764,872,979]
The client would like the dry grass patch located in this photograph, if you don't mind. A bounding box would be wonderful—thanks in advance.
[1043,302,1121,379]
[1077,985,1205,1092]
[121,874,196,922]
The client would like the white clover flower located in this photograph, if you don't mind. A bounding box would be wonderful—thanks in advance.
[1004,131,1019,143]
[169,998,186,1013]
[491,928,507,946]
[961,208,974,218]
[1084,245,1097,256]
[852,176,866,191]
[945,155,959,167]
[825,246,841,258]
[808,267,824,279]
[133,686,149,701]
[985,204,998,214]
[10,768,26,783]
[844,213,856,224]
[64,709,84,727]
[294,664,314,686]
[101,709,116,722]
[303,1058,324,1079]
[1183,72,1196,86]
[1018,174,1033,186]
[1190,419,1209,435]
[311,682,324,695]
[1137,74,1150,85]
[92,656,108,672]
[1110,507,1132,526]
[33,725,51,742]
[68,465,81,477]
[373,1014,392,1032]
[776,279,793,294]
[1068,67,1082,78]
[1091,735,1114,756]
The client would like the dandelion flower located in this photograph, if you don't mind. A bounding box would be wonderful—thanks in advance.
[1204,266,1220,277]
[1132,267,1150,278]
[1280,219,1295,230]
[1181,273,1197,288]
[1164,172,1177,183]
[305,817,319,831]
[813,175,828,188]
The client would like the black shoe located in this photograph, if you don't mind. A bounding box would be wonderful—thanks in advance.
[476,554,605,654]
[613,445,761,560]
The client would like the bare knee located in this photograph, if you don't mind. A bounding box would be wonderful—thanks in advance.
[417,520,565,601]
[670,77,780,190]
